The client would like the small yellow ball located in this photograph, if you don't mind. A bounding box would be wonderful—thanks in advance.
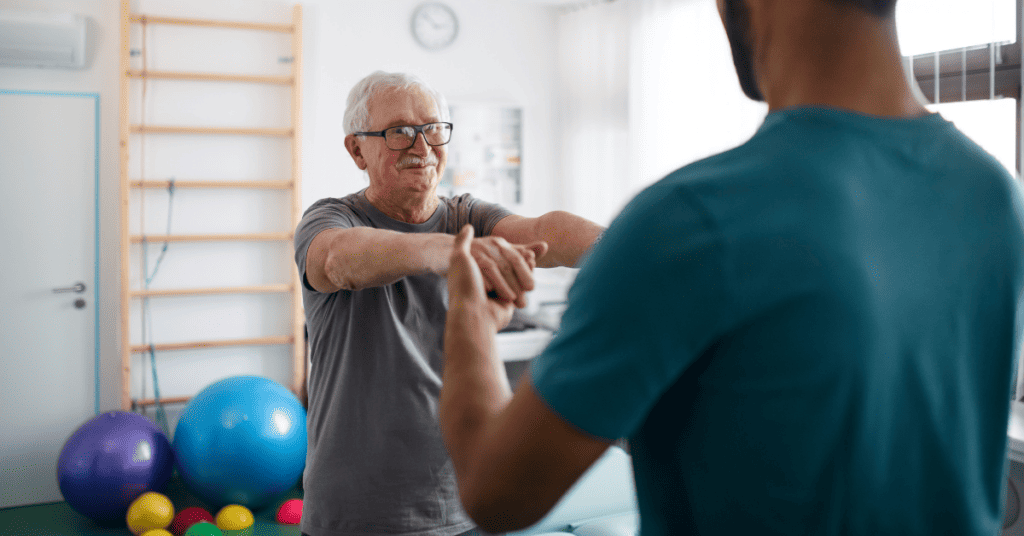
[140,530,174,536]
[126,492,175,535]
[215,504,254,531]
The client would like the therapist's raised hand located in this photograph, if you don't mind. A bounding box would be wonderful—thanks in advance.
[463,227,548,309]
[449,225,540,330]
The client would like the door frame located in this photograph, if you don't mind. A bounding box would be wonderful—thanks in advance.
[0,89,101,416]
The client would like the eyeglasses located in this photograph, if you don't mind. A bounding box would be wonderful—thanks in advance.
[353,122,454,151]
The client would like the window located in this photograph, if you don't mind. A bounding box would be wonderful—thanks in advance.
[897,0,1015,56]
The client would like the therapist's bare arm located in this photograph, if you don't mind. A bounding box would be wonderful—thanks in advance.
[306,227,548,306]
[441,226,612,533]
[491,211,604,268]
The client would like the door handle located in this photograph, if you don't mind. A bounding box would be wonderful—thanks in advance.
[52,282,86,294]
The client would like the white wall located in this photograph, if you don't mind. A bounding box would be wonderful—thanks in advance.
[0,0,561,425]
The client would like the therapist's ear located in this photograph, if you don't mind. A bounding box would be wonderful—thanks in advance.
[345,134,367,170]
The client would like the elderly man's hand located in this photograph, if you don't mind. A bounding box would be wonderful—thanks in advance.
[466,230,548,309]
[449,225,520,330]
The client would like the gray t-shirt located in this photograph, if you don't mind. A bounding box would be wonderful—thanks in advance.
[294,189,513,536]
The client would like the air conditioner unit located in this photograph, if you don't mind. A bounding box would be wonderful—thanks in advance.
[0,10,88,69]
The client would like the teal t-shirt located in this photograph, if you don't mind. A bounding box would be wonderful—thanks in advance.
[531,107,1024,535]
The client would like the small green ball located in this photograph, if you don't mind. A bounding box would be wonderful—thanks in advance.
[184,521,223,536]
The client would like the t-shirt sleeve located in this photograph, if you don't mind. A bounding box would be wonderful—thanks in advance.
[530,183,731,440]
[451,194,514,236]
[294,200,362,292]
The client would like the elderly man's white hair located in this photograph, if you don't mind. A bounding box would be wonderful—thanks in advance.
[343,71,451,135]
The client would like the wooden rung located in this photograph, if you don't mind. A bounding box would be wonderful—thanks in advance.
[132,284,293,298]
[131,180,293,189]
[133,395,191,408]
[131,125,293,137]
[130,13,293,33]
[130,232,292,243]
[127,69,293,85]
[131,335,294,354]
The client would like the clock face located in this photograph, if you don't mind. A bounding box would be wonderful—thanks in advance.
[411,2,459,51]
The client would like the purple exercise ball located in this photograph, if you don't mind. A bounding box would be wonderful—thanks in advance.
[56,411,175,525]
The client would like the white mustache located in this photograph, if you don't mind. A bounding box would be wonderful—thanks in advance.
[396,155,438,170]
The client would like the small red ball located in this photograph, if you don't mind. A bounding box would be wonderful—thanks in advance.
[276,499,303,525]
[170,506,214,536]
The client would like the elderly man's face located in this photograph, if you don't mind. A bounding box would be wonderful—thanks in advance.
[358,86,448,198]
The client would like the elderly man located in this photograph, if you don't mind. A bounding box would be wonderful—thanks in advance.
[441,0,1024,535]
[293,70,603,536]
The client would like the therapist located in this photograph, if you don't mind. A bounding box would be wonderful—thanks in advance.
[439,0,1024,534]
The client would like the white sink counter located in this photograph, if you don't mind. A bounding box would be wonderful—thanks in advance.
[496,329,555,362]
[1009,401,1024,464]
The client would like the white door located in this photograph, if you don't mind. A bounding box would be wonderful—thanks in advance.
[0,91,98,508]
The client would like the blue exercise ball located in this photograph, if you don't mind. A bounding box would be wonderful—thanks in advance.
[57,411,174,526]
[173,375,306,510]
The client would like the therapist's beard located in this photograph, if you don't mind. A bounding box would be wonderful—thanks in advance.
[723,0,764,102]
[396,155,439,170]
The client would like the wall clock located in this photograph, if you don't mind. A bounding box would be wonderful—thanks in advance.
[411,2,459,51]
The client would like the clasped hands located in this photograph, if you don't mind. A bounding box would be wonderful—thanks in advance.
[449,225,548,329]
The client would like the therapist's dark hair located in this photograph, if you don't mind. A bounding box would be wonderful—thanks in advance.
[830,0,897,17]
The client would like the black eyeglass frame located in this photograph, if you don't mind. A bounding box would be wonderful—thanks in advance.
[353,122,454,150]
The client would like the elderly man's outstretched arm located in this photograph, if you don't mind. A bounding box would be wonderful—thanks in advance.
[492,211,604,268]
[305,226,547,307]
